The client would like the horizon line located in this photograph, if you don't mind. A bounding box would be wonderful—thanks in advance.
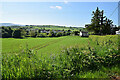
[0,22,85,27]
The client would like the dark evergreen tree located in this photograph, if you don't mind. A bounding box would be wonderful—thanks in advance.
[86,7,113,35]
[91,7,101,34]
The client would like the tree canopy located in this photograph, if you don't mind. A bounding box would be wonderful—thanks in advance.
[86,7,115,35]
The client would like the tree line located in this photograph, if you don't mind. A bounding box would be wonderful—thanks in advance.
[86,7,120,35]
[1,27,73,38]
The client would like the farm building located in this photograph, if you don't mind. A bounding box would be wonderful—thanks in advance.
[79,31,89,37]
[116,30,120,35]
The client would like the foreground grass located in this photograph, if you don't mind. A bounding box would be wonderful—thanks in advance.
[2,35,120,79]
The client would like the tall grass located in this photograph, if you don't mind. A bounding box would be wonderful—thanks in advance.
[2,35,120,79]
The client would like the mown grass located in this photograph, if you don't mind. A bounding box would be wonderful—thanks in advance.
[2,36,88,57]
[2,37,60,53]
[2,35,120,79]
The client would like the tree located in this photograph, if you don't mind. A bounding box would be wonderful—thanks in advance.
[38,29,41,33]
[13,29,26,38]
[39,33,47,37]
[21,29,26,37]
[103,18,113,35]
[2,27,13,38]
[13,29,21,38]
[72,31,79,36]
[91,7,101,34]
[30,31,37,37]
[56,32,62,37]
[48,30,55,37]
[86,7,113,35]
[62,31,66,36]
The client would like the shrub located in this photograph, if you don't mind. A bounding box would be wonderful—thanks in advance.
[38,33,47,37]
[56,32,62,37]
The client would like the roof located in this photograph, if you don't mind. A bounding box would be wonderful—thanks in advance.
[80,31,88,33]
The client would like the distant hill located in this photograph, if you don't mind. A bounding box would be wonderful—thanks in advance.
[0,23,25,27]
[0,23,84,31]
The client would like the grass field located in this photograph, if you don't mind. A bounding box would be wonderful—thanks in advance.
[2,36,88,55]
[30,26,83,31]
[2,35,120,79]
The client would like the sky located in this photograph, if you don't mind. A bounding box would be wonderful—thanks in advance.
[0,1,119,27]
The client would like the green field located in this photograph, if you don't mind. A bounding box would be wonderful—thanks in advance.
[2,35,120,79]
[2,36,88,56]
[28,26,83,31]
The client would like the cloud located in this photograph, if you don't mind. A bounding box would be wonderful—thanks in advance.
[64,0,68,4]
[56,6,62,9]
[50,6,62,10]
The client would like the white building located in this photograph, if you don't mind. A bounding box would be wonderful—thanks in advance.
[79,31,89,37]
[116,30,120,35]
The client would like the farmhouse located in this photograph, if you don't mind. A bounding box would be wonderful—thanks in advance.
[79,31,89,37]
[116,30,120,35]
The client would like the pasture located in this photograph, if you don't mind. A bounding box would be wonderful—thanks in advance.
[2,35,120,79]
[2,36,88,56]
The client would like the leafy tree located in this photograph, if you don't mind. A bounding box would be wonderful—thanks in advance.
[48,33,52,37]
[48,30,55,37]
[21,29,27,37]
[26,31,30,35]
[13,29,21,38]
[38,29,41,33]
[39,33,47,37]
[66,32,71,35]
[62,31,66,36]
[2,27,13,38]
[30,31,37,37]
[56,32,62,37]
[13,29,26,38]
[72,31,79,36]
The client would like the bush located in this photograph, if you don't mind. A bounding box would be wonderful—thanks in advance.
[38,33,47,37]
[30,31,37,37]
[2,27,13,38]
[56,32,62,37]
[71,31,79,36]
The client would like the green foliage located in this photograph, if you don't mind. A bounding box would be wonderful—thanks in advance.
[13,29,21,38]
[38,33,47,37]
[1,26,74,38]
[2,27,13,38]
[13,29,26,38]
[48,33,53,37]
[56,32,62,37]
[48,30,56,37]
[30,31,37,37]
[2,35,120,79]
[71,31,79,36]
[86,7,114,35]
